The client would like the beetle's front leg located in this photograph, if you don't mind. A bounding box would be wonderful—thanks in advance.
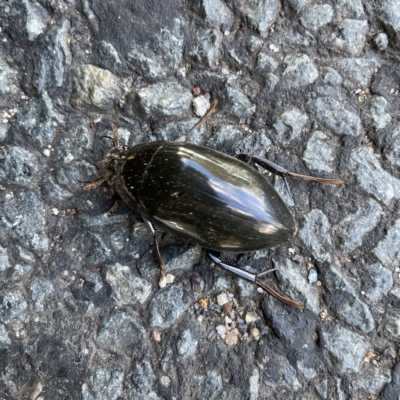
[142,216,167,288]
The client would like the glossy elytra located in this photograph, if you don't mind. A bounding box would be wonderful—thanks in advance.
[85,100,342,310]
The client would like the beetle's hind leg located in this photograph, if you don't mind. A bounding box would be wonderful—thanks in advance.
[237,154,343,201]
[208,252,303,310]
[142,217,167,288]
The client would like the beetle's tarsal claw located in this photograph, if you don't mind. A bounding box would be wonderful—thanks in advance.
[283,177,294,203]
[255,280,304,311]
[256,268,277,278]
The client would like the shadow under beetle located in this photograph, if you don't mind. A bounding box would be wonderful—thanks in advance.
[84,100,342,310]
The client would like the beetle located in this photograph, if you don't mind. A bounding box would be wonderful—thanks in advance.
[84,100,342,310]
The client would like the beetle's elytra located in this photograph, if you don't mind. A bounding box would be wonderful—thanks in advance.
[100,141,296,251]
[85,100,342,310]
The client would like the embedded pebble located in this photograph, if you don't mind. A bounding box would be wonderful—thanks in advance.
[321,264,375,333]
[298,209,333,263]
[250,327,261,340]
[97,312,146,353]
[70,64,123,110]
[235,0,279,38]
[265,73,279,92]
[105,263,152,305]
[274,258,320,313]
[350,148,400,204]
[286,0,312,13]
[307,97,361,137]
[321,67,343,86]
[177,329,198,358]
[308,268,318,284]
[82,367,123,400]
[273,108,309,144]
[135,82,193,118]
[385,125,400,169]
[374,32,389,50]
[256,53,278,71]
[283,54,319,88]
[321,325,369,374]
[331,19,369,56]
[224,329,239,346]
[340,57,380,88]
[364,263,393,301]
[190,28,222,68]
[386,316,400,337]
[379,0,400,47]
[303,131,338,173]
[338,0,364,18]
[300,4,334,31]
[333,198,382,254]
[220,87,256,120]
[364,96,391,130]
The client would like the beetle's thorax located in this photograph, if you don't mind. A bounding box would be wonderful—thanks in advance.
[99,146,128,187]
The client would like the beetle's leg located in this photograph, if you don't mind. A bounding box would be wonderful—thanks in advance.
[208,252,303,310]
[236,154,294,200]
[142,217,167,288]
[105,200,119,214]
[111,123,120,148]
[175,99,218,143]
[83,177,106,190]
[282,176,294,203]
[239,154,343,185]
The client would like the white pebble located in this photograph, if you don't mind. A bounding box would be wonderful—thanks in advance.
[217,293,230,306]
[192,95,210,117]
[250,327,261,340]
[216,325,227,336]
[221,67,230,75]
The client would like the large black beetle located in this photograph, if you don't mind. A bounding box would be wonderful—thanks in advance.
[85,101,342,310]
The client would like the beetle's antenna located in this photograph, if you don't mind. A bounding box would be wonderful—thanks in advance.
[175,99,218,143]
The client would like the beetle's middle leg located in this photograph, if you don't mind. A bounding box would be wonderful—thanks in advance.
[142,216,167,288]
